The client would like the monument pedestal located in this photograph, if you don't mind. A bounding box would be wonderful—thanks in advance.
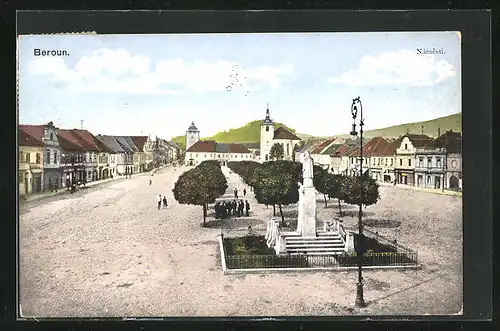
[297,178,317,237]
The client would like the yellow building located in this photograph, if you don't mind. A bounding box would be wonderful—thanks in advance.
[19,130,45,196]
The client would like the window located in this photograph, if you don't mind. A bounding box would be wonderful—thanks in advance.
[265,154,268,161]
[20,151,24,162]
[427,175,431,184]
[436,158,442,168]
[204,154,207,158]
[385,158,388,166]
[286,144,289,155]
[404,143,408,150]
[266,126,269,132]
[19,171,24,183]
[419,157,424,167]
[408,159,411,167]
[427,157,432,167]
[46,150,51,164]
[36,153,41,164]
[378,158,381,166]
[399,158,402,166]
[390,158,393,166]
[54,151,58,164]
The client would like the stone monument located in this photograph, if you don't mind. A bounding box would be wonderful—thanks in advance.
[296,150,317,237]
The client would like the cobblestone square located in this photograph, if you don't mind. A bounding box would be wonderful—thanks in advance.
[19,165,462,317]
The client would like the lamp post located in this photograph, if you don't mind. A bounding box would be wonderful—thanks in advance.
[350,96,366,308]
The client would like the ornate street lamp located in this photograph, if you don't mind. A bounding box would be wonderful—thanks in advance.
[350,96,366,308]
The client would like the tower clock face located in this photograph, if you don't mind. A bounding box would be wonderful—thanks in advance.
[451,160,457,168]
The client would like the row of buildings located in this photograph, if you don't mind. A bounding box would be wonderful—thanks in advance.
[299,130,462,191]
[183,106,462,191]
[19,121,180,196]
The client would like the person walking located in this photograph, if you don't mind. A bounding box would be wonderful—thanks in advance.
[243,188,246,196]
[234,188,238,199]
[157,194,162,210]
[163,195,168,209]
[232,200,237,216]
[238,200,244,217]
[245,200,250,217]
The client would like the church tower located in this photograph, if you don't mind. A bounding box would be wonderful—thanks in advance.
[186,121,200,151]
[260,103,275,162]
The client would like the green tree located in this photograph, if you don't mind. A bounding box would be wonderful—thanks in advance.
[323,174,349,215]
[291,142,302,162]
[343,174,380,208]
[253,161,300,225]
[172,163,227,226]
[270,142,284,160]
[312,165,329,208]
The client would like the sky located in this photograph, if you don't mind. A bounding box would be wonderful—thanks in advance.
[18,32,461,139]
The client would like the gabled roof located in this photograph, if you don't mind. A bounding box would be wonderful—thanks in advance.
[114,136,134,153]
[401,133,434,148]
[19,129,44,147]
[428,130,462,153]
[349,137,391,157]
[227,143,251,154]
[322,143,343,155]
[19,125,45,142]
[71,129,111,152]
[187,140,217,153]
[130,136,148,152]
[57,130,87,152]
[96,135,126,153]
[311,137,337,154]
[273,126,301,141]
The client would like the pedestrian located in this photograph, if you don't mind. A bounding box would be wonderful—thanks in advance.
[245,200,250,217]
[232,200,237,216]
[157,194,162,210]
[243,188,246,196]
[234,188,238,199]
[49,180,53,192]
[215,202,220,219]
[163,196,168,209]
[225,201,231,217]
[238,200,244,217]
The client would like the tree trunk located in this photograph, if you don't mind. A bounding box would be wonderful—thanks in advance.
[338,198,343,216]
[323,194,328,208]
[279,204,285,226]
[273,204,276,216]
[202,204,207,227]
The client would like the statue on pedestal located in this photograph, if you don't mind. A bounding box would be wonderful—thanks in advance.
[303,150,314,187]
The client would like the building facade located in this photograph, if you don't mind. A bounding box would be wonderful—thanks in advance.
[186,122,200,152]
[414,147,446,189]
[259,105,302,162]
[19,129,45,195]
[394,134,433,185]
[185,140,254,166]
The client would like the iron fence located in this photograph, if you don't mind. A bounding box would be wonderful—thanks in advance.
[224,252,419,269]
[362,228,417,255]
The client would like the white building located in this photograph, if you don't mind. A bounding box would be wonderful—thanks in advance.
[259,105,302,162]
[183,123,255,166]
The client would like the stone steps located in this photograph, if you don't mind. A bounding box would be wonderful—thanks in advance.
[284,232,346,255]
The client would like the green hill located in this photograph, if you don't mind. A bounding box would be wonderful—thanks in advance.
[172,120,305,151]
[335,113,461,139]
[172,113,461,151]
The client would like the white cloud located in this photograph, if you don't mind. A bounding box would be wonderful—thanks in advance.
[328,49,457,87]
[25,48,293,94]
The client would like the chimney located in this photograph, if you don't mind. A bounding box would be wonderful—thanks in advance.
[438,127,441,137]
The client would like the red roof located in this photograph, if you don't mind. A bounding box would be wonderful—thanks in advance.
[130,136,148,152]
[273,127,301,140]
[19,125,45,141]
[70,129,102,152]
[227,143,251,154]
[57,134,86,152]
[19,129,44,147]
[349,137,390,157]
[57,130,88,152]
[186,140,217,153]
[311,137,337,154]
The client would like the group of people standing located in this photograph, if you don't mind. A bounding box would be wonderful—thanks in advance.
[214,199,250,219]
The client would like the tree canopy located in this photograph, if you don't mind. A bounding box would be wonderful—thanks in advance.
[270,143,284,160]
[342,174,380,207]
[172,161,227,226]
